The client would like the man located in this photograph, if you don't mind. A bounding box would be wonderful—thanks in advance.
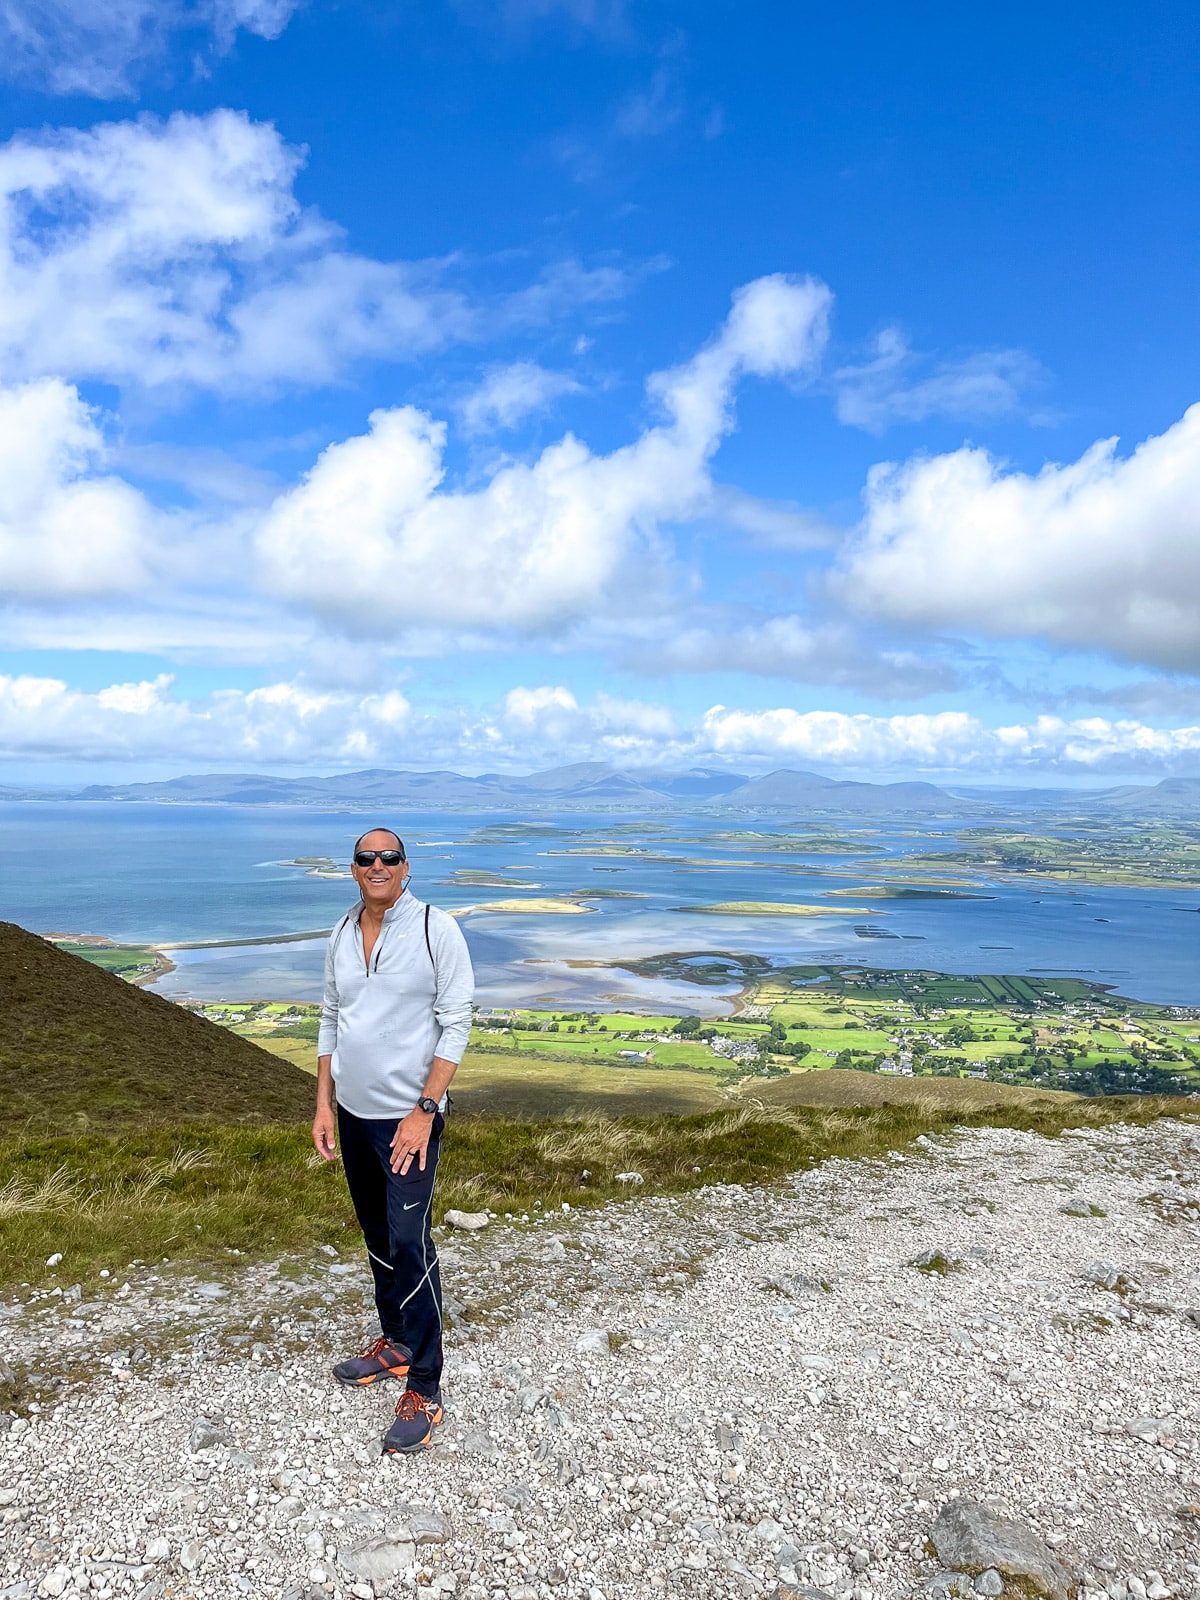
[312,827,474,1454]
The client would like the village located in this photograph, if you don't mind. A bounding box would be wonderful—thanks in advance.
[188,965,1200,1100]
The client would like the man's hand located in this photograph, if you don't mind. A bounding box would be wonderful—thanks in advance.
[312,1103,337,1161]
[390,1108,434,1175]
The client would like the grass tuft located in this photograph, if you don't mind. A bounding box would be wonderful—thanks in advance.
[535,1112,653,1164]
[0,1165,83,1220]
[692,1104,806,1141]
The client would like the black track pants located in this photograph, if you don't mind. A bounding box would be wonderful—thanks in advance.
[336,1104,444,1396]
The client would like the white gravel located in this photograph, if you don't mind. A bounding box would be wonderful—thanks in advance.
[4,1118,1200,1600]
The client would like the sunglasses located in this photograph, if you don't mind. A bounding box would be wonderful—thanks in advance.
[353,850,405,867]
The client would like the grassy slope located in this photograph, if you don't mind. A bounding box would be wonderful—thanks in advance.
[1,922,313,1130]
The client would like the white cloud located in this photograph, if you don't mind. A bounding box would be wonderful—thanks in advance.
[0,378,160,598]
[458,361,582,434]
[700,706,1200,774]
[3,671,1200,776]
[0,276,831,645]
[255,273,833,634]
[0,111,631,395]
[0,672,676,768]
[0,0,297,98]
[498,257,648,325]
[840,403,1200,673]
[708,485,838,549]
[638,615,960,697]
[613,69,682,140]
[503,683,581,725]
[0,110,468,392]
[701,706,983,768]
[0,673,415,764]
[501,684,678,753]
[834,328,1044,433]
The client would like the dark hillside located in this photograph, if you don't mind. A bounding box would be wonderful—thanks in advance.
[0,922,313,1130]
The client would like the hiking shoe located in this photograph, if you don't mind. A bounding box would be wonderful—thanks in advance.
[332,1336,411,1388]
[381,1388,443,1454]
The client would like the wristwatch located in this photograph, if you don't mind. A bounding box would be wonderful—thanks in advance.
[416,1095,439,1115]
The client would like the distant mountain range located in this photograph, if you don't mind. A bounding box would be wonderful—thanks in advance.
[957,776,1200,817]
[1087,776,1200,814]
[2,763,1196,816]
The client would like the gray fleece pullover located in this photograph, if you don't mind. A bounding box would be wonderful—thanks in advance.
[317,891,474,1119]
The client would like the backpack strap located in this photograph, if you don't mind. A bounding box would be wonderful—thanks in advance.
[424,903,435,972]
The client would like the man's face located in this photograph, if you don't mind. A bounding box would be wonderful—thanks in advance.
[351,830,409,908]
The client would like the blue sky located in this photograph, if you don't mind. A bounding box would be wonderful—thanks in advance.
[1,0,1199,783]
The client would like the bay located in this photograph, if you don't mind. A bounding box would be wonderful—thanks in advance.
[1,801,1197,1007]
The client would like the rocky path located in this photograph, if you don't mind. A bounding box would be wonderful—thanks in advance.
[4,1118,1200,1600]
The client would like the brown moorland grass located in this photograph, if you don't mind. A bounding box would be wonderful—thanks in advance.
[1,922,313,1130]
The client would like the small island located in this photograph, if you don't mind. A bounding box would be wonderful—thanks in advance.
[673,901,879,917]
[464,898,597,916]
[823,885,995,901]
[573,888,648,899]
[449,871,544,888]
[280,857,352,879]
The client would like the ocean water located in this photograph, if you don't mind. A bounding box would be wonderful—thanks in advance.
[1,801,1197,1007]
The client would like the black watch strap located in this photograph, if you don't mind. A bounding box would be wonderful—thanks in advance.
[417,1095,439,1115]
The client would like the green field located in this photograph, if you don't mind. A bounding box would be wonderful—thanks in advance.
[193,956,1200,1105]
[54,942,163,980]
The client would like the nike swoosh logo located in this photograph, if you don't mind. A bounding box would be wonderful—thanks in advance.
[403,1201,421,1211]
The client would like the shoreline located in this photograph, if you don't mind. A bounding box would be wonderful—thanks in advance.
[156,928,333,951]
[135,951,176,986]
[44,928,1200,1013]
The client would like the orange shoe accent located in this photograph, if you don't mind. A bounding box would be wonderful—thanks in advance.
[382,1388,443,1453]
[332,1336,412,1388]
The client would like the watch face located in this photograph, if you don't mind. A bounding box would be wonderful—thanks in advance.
[418,1096,438,1114]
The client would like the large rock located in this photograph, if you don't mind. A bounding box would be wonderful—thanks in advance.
[462,1427,501,1461]
[1124,1415,1175,1445]
[575,1328,612,1357]
[188,1417,227,1453]
[338,1534,417,1584]
[443,1209,489,1230]
[931,1499,1075,1600]
[388,1507,450,1544]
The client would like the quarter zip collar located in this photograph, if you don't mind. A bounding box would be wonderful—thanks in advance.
[352,886,423,974]
[351,886,419,926]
